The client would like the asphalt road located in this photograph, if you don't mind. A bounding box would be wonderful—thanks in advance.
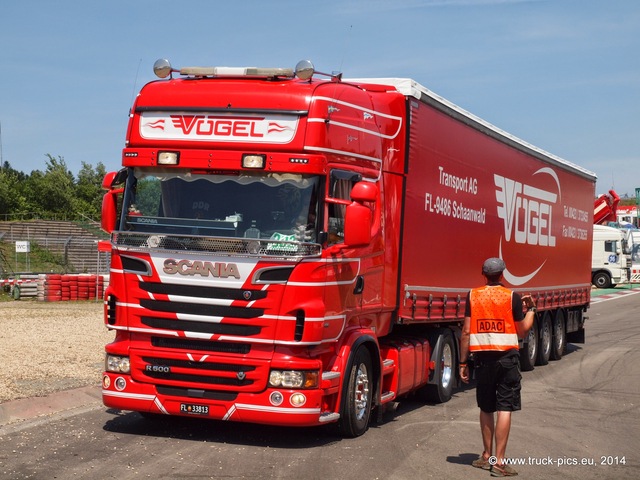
[0,291,638,480]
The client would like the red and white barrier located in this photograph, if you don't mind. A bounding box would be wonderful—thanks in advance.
[5,274,108,301]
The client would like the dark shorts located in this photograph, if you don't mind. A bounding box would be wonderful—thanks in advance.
[475,350,522,413]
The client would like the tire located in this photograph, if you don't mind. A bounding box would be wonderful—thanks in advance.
[592,271,612,289]
[519,315,538,372]
[536,312,552,366]
[337,347,373,438]
[421,331,455,404]
[550,310,566,360]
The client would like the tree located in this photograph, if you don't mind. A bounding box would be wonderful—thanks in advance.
[0,163,29,219]
[75,161,107,219]
[23,155,76,218]
[0,155,109,221]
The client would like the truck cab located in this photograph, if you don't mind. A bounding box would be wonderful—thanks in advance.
[592,224,628,288]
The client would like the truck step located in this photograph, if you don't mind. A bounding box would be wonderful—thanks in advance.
[319,412,340,423]
[382,359,395,376]
[380,391,396,403]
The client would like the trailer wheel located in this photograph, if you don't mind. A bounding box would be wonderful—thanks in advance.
[550,310,566,360]
[337,346,373,438]
[536,312,552,366]
[519,316,538,371]
[420,331,455,404]
[592,271,612,289]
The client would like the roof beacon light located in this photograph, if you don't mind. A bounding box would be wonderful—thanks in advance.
[179,65,294,78]
[153,58,339,81]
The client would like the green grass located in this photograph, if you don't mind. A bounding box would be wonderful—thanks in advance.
[0,241,68,276]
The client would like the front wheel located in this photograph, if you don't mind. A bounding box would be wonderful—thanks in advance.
[592,272,612,289]
[337,347,373,438]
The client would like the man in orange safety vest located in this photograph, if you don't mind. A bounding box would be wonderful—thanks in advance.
[459,257,536,477]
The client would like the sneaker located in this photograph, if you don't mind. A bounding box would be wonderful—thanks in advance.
[490,463,518,477]
[471,453,491,470]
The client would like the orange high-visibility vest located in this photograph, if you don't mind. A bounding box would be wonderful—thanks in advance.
[469,285,519,353]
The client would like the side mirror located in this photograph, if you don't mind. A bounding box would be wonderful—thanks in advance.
[102,171,118,190]
[344,202,372,246]
[343,182,377,247]
[101,171,126,233]
[350,182,377,202]
[101,191,118,234]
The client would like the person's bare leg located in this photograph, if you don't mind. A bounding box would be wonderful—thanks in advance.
[494,410,512,463]
[480,410,495,457]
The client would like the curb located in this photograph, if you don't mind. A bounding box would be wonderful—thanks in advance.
[0,385,102,430]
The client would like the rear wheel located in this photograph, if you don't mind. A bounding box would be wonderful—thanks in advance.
[550,310,566,360]
[337,347,373,438]
[519,315,538,371]
[536,312,552,366]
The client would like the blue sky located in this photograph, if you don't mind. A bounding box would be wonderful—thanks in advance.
[1,0,638,197]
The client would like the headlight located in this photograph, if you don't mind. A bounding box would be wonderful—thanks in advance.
[268,370,318,389]
[106,355,131,374]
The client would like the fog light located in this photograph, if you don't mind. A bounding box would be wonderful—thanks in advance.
[115,377,127,391]
[290,393,306,407]
[102,375,111,389]
[270,391,284,406]
[242,154,266,169]
[158,151,179,165]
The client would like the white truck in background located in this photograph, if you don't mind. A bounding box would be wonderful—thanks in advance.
[622,229,640,283]
[592,224,628,288]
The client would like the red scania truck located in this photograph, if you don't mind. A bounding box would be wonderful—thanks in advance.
[100,58,596,437]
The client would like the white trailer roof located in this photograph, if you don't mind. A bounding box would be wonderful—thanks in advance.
[345,77,597,182]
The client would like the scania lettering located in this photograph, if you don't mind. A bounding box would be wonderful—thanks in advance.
[100,58,595,437]
[163,259,241,278]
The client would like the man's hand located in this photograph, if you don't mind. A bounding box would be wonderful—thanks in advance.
[460,364,470,383]
[522,294,535,309]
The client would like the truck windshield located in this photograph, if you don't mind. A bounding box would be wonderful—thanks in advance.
[121,168,320,244]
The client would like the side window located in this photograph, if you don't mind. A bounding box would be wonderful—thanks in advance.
[327,170,362,244]
[604,240,616,253]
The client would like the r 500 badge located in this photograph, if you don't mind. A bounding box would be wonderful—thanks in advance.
[145,365,170,374]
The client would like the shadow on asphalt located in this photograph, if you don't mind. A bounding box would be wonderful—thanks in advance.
[102,386,474,448]
[103,409,343,448]
[446,452,481,466]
